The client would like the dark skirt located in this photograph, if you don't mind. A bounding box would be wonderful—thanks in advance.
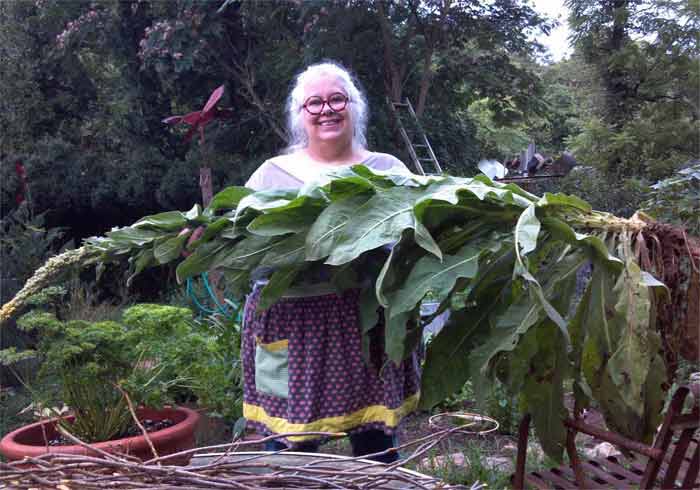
[241,287,421,446]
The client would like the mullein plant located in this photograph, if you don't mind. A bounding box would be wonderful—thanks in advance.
[1,165,698,461]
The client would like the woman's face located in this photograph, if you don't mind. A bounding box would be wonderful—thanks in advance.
[302,76,353,148]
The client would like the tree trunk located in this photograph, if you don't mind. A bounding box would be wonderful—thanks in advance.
[415,44,434,118]
[602,0,631,128]
[377,1,404,103]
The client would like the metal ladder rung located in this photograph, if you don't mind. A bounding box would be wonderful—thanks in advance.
[388,97,442,175]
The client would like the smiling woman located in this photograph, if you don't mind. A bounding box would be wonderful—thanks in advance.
[242,62,418,463]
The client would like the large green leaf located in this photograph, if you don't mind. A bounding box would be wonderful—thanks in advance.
[537,192,592,213]
[257,266,301,311]
[190,217,234,249]
[216,235,283,270]
[247,196,326,237]
[519,324,569,462]
[222,269,251,301]
[133,211,188,231]
[419,305,496,409]
[247,208,317,236]
[540,217,623,271]
[175,240,228,282]
[154,233,188,265]
[384,308,411,364]
[259,233,307,268]
[104,227,164,248]
[127,248,155,287]
[387,246,480,318]
[305,194,372,261]
[326,186,441,266]
[208,187,253,212]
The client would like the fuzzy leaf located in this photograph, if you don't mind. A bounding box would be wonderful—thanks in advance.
[388,246,480,318]
[154,233,188,264]
[326,187,441,266]
[208,187,253,212]
[257,266,301,311]
[133,211,188,230]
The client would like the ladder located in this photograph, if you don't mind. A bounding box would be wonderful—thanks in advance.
[387,98,442,175]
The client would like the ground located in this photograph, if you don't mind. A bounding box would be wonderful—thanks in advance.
[195,410,533,488]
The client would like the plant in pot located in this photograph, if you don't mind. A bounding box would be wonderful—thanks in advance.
[0,298,203,464]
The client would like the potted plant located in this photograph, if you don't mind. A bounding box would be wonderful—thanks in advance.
[0,296,212,464]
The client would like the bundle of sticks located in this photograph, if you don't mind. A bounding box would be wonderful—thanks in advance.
[1,413,497,490]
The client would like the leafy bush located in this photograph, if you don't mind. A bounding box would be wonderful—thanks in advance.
[643,162,700,236]
[0,204,68,303]
[121,303,243,421]
[436,379,519,435]
[557,166,647,217]
[0,297,243,442]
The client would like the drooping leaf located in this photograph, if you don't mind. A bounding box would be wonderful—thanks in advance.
[222,269,251,301]
[154,233,189,265]
[419,305,496,410]
[127,248,155,288]
[208,186,253,212]
[384,308,411,364]
[259,233,307,268]
[519,324,569,462]
[176,240,228,283]
[257,266,301,312]
[388,246,480,318]
[326,186,441,266]
[133,211,188,231]
[305,194,373,261]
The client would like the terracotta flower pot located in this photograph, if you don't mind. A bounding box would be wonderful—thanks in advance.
[0,406,200,465]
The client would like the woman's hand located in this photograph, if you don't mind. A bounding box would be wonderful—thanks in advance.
[179,226,204,257]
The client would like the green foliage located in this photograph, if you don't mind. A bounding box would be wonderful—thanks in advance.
[643,163,700,236]
[1,293,243,442]
[562,0,700,202]
[77,164,671,461]
[558,167,647,218]
[0,204,68,303]
[119,303,243,420]
[467,99,530,161]
[419,444,512,489]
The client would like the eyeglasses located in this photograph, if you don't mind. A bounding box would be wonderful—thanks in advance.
[302,93,349,115]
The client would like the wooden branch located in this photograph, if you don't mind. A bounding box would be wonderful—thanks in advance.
[116,384,160,464]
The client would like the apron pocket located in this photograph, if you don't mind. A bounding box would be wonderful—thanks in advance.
[254,338,289,399]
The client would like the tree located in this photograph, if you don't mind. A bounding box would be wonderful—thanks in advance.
[566,0,700,182]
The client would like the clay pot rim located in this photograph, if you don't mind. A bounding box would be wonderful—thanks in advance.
[0,405,199,459]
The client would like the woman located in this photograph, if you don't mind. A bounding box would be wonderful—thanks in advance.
[242,62,420,463]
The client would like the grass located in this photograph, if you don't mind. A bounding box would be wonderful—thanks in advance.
[411,443,513,489]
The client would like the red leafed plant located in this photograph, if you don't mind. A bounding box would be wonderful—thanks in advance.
[163,85,233,205]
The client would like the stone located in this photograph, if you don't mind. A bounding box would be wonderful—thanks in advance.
[500,442,518,456]
[526,442,545,462]
[584,442,620,459]
[419,452,467,471]
[484,456,514,474]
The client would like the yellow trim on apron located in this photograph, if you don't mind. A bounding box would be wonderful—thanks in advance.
[255,337,289,353]
[243,392,420,442]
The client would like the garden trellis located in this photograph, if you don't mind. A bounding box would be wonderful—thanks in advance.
[2,165,698,461]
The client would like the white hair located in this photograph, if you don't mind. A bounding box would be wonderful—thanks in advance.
[284,61,368,153]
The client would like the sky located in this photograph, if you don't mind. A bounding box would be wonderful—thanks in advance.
[529,0,573,62]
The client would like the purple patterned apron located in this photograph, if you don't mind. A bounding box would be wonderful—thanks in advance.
[241,287,421,446]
